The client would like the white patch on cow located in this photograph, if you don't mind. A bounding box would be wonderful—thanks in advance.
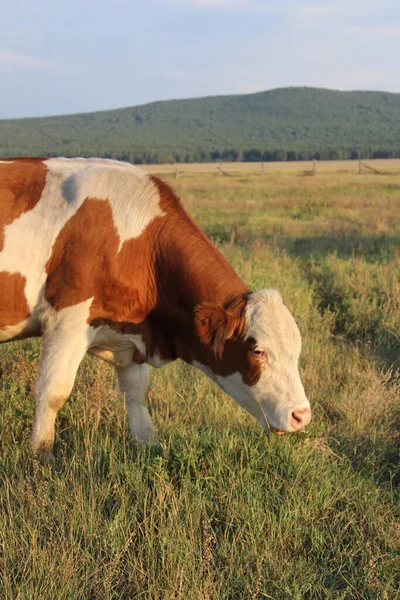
[0,159,88,313]
[201,289,310,433]
[214,371,265,423]
[241,289,310,432]
[59,159,166,249]
[38,297,96,377]
[89,325,173,369]
[0,317,39,341]
[115,362,158,443]
[0,157,165,316]
[89,324,159,443]
[148,353,172,368]
[32,298,96,453]
[192,359,217,382]
[88,347,121,365]
[0,160,14,164]
[193,359,284,431]
[89,325,147,367]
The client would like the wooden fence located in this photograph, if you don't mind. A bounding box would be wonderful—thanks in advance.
[147,159,400,179]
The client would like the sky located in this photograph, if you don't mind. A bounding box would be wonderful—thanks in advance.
[1,0,399,119]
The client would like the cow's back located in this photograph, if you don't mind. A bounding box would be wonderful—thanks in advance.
[0,157,156,341]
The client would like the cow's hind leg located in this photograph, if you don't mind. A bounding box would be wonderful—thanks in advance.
[115,362,158,445]
[31,301,94,456]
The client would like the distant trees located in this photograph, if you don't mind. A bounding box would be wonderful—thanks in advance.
[1,136,400,164]
[2,145,400,164]
[1,88,400,163]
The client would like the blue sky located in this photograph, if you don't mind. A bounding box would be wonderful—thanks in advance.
[1,0,399,118]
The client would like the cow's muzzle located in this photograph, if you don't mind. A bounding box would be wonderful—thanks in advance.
[289,407,311,431]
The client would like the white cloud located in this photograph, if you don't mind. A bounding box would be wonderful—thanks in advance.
[310,68,400,92]
[158,0,246,7]
[334,67,400,91]
[343,22,400,40]
[155,0,292,13]
[163,0,238,5]
[0,51,55,70]
[157,69,186,79]
[298,0,392,19]
[155,0,395,20]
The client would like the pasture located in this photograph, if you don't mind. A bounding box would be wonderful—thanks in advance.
[1,161,399,599]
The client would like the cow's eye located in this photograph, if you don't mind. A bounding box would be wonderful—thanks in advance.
[253,348,266,358]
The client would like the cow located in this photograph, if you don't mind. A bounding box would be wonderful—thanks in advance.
[0,157,311,456]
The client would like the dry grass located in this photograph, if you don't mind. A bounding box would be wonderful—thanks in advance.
[146,158,400,176]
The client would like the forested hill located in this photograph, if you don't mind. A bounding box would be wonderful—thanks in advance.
[1,87,400,163]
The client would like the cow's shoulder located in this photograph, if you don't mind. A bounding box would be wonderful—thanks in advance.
[0,158,48,250]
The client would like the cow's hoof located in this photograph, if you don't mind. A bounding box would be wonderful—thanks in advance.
[133,439,164,458]
[31,438,55,462]
[33,448,55,463]
[149,441,164,458]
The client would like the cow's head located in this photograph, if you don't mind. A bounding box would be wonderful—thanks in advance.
[194,289,311,433]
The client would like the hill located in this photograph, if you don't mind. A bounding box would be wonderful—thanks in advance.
[1,87,400,162]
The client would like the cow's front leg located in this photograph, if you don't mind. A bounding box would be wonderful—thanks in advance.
[31,301,94,456]
[115,362,158,445]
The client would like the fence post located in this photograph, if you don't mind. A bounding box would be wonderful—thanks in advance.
[312,160,317,176]
[358,160,362,175]
[175,169,180,179]
[261,162,265,176]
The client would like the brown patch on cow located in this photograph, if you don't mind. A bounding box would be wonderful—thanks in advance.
[195,293,248,359]
[0,158,48,251]
[45,197,160,323]
[45,172,254,381]
[193,293,263,386]
[195,302,233,358]
[149,176,250,306]
[221,338,264,386]
[0,271,30,328]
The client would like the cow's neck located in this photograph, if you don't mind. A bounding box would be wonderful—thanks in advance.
[148,184,250,364]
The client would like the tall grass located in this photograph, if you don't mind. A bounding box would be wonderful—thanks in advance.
[1,167,399,599]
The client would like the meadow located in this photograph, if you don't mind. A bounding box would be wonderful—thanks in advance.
[1,161,399,599]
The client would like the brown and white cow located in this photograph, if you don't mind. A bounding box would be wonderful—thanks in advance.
[0,157,311,455]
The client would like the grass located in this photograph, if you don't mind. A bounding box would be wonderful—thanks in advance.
[146,158,400,176]
[1,163,399,599]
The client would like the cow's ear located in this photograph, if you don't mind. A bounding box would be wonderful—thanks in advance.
[194,303,238,359]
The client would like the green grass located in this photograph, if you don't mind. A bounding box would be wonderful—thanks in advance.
[1,170,399,599]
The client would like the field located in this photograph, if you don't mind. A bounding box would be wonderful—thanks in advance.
[147,158,400,176]
[1,161,399,599]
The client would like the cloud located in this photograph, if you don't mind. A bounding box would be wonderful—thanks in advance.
[337,67,400,90]
[0,50,55,70]
[306,67,400,92]
[298,0,391,20]
[157,69,186,79]
[155,0,292,13]
[157,0,246,7]
[155,0,394,19]
[343,22,400,40]
[0,28,37,42]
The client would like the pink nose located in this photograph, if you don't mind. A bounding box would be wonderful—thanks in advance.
[290,407,311,431]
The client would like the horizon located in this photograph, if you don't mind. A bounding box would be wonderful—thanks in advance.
[1,0,399,119]
[1,85,399,122]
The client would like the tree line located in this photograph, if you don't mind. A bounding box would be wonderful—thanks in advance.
[1,87,400,163]
[68,146,400,164]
